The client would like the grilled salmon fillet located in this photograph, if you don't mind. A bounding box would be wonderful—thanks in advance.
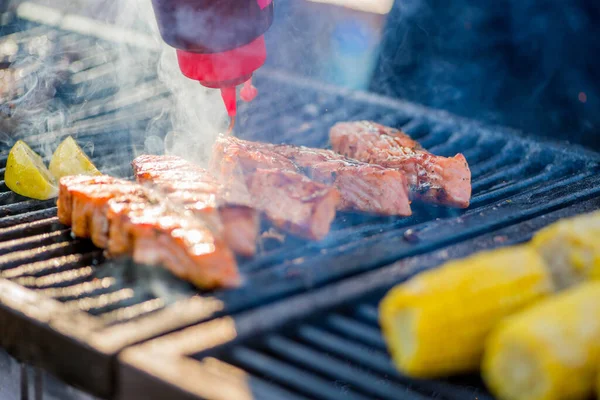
[57,175,240,289]
[132,155,259,257]
[330,121,472,208]
[211,135,298,173]
[106,193,239,288]
[249,169,341,240]
[213,135,412,216]
[57,175,143,248]
[266,144,412,216]
[211,136,341,240]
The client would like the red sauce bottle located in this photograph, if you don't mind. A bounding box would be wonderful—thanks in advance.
[151,0,274,116]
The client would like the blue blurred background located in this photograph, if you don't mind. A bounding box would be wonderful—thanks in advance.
[264,0,600,149]
[9,0,600,149]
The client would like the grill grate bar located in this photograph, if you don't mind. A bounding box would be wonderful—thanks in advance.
[0,240,88,268]
[38,277,116,300]
[296,325,489,400]
[469,142,525,179]
[469,172,593,211]
[469,168,566,206]
[324,314,386,350]
[200,357,310,400]
[67,81,169,123]
[100,298,164,325]
[0,199,57,218]
[460,138,505,165]
[427,132,478,157]
[398,118,430,139]
[67,49,121,75]
[355,304,379,326]
[0,207,59,229]
[63,288,135,312]
[0,251,101,278]
[229,346,371,400]
[264,334,429,400]
[12,265,94,288]
[414,125,454,149]
[0,229,70,254]
[471,158,548,193]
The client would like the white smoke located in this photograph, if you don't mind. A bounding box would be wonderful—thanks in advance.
[114,0,228,166]
[6,0,228,167]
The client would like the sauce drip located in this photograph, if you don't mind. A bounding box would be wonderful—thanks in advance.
[240,78,258,102]
[220,86,237,117]
[227,115,236,136]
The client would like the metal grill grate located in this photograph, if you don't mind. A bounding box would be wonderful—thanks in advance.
[118,197,600,400]
[2,70,599,324]
[1,12,600,399]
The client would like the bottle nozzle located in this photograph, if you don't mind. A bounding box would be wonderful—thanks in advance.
[220,86,237,117]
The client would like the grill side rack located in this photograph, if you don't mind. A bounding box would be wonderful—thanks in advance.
[0,9,599,399]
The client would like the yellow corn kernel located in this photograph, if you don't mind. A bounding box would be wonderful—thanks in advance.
[483,281,600,400]
[531,211,600,290]
[379,246,553,378]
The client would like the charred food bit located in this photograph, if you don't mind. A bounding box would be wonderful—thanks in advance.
[330,121,471,208]
[483,282,600,400]
[132,155,259,257]
[379,246,553,378]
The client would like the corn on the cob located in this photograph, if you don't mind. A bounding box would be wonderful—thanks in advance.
[378,246,554,378]
[531,211,600,290]
[482,281,600,400]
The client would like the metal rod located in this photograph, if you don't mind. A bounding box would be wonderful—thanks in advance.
[20,364,29,400]
[34,367,43,400]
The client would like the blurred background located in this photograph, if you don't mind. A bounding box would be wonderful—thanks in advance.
[3,0,599,149]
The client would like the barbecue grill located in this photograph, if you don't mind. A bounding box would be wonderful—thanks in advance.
[1,3,599,400]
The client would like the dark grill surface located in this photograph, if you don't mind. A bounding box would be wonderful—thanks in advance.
[1,11,600,399]
[118,197,600,400]
[218,303,488,400]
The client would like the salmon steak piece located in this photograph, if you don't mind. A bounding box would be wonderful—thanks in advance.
[330,121,471,208]
[210,135,298,177]
[213,135,412,216]
[211,136,341,240]
[57,175,240,289]
[248,168,341,240]
[265,143,412,216]
[106,193,240,289]
[132,155,259,257]
[57,175,143,248]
